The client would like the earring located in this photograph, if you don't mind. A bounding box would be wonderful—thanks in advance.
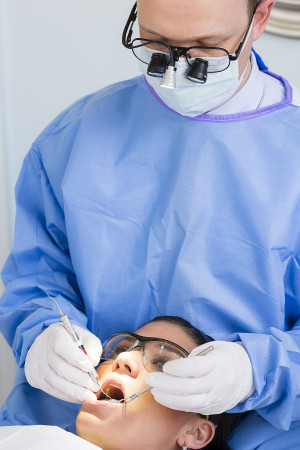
[182,444,187,450]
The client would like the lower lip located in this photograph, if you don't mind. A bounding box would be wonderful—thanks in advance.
[83,398,123,410]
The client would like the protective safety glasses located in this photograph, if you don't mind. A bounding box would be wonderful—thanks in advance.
[101,332,189,372]
[122,2,259,83]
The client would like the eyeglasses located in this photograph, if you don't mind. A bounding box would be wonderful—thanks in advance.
[122,2,259,83]
[101,332,189,372]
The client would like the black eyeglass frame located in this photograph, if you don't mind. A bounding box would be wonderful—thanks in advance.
[102,331,190,360]
[122,2,259,73]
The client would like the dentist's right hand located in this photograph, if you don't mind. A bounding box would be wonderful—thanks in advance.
[25,323,102,403]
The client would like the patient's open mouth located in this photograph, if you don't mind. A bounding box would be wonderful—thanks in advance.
[98,384,125,402]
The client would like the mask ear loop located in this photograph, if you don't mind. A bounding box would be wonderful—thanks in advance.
[239,58,251,81]
[237,15,255,81]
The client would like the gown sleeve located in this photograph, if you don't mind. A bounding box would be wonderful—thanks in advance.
[0,146,88,368]
[227,254,300,431]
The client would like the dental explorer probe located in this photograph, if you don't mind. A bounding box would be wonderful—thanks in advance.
[108,345,214,404]
[47,291,101,387]
[108,385,152,404]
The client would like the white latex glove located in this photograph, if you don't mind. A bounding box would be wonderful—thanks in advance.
[147,341,255,415]
[25,323,102,403]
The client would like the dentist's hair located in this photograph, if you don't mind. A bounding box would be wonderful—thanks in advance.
[143,316,242,450]
[248,0,261,17]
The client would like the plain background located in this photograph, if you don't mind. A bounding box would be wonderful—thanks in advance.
[0,0,300,409]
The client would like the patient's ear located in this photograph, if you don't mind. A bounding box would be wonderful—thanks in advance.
[177,416,215,449]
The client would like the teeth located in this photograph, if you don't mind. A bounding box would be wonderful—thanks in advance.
[104,384,118,394]
[103,384,124,401]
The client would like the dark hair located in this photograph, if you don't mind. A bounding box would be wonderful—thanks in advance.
[143,316,241,450]
[248,0,260,18]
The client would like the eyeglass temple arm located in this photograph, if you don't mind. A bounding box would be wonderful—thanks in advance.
[229,2,259,61]
[122,3,175,67]
[122,2,138,48]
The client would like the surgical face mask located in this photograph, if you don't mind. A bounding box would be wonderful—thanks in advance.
[137,46,250,117]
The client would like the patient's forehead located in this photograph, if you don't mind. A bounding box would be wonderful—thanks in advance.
[136,321,197,354]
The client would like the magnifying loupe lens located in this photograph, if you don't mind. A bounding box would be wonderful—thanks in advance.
[187,58,209,83]
[147,53,168,77]
[132,40,170,66]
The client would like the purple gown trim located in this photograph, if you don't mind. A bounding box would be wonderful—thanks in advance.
[144,71,294,123]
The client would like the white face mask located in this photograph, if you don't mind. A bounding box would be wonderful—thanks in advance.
[137,47,249,117]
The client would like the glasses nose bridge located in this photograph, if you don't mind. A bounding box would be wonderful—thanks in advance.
[128,341,151,370]
[127,341,143,353]
[111,339,145,375]
[172,46,189,61]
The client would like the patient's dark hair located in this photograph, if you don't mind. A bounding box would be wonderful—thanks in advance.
[143,316,241,450]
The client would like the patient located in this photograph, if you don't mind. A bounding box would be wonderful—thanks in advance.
[76,316,240,450]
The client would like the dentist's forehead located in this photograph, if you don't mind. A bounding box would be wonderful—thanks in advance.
[137,0,249,42]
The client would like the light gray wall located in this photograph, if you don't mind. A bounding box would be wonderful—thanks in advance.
[1,0,138,237]
[0,0,15,410]
[0,0,137,409]
[255,31,300,88]
[0,1,300,409]
[0,73,14,411]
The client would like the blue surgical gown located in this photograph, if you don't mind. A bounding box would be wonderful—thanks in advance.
[0,64,300,448]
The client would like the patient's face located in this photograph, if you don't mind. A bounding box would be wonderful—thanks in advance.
[76,321,202,450]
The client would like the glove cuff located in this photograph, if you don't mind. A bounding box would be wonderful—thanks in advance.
[235,342,255,402]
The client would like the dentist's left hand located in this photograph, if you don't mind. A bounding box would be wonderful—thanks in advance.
[25,323,102,403]
[147,341,255,415]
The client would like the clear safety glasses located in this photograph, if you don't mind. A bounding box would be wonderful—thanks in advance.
[101,332,189,372]
[122,2,259,83]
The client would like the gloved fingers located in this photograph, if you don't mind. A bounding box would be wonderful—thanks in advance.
[51,326,95,372]
[162,352,217,378]
[76,327,102,367]
[40,376,97,404]
[47,351,100,392]
[151,389,228,415]
[147,371,215,395]
[151,388,226,414]
[150,389,208,412]
[25,352,91,404]
[34,376,81,403]
[147,341,255,415]
[46,365,98,403]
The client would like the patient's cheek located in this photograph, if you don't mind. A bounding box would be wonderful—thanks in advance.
[76,410,90,439]
[76,412,103,448]
[96,362,113,378]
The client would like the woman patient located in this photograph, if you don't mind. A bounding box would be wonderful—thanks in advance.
[76,316,240,450]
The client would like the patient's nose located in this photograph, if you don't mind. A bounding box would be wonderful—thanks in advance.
[112,350,141,377]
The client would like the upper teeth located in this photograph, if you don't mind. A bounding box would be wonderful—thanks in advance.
[104,384,119,395]
[102,384,124,401]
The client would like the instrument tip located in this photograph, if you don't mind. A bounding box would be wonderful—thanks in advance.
[47,290,65,317]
